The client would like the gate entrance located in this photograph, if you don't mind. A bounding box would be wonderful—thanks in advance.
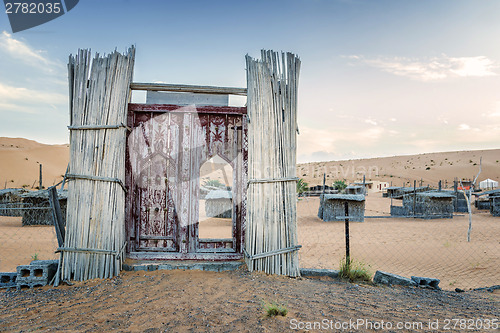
[126,102,247,260]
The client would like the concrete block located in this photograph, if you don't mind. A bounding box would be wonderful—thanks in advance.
[411,276,441,290]
[16,281,48,290]
[16,263,57,290]
[373,271,417,287]
[300,268,339,279]
[0,272,17,288]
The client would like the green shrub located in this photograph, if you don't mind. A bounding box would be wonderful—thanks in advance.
[203,179,226,189]
[263,301,288,317]
[332,180,347,191]
[296,178,309,196]
[338,257,372,283]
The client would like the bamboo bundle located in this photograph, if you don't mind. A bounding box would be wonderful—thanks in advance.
[61,47,135,281]
[245,50,301,277]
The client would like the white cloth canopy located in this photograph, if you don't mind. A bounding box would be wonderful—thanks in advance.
[479,178,498,189]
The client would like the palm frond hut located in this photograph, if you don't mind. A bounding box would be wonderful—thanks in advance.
[473,189,500,210]
[345,185,364,195]
[205,190,232,218]
[318,194,365,222]
[386,186,431,199]
[0,188,27,217]
[21,190,67,226]
[453,191,468,213]
[400,191,454,219]
[490,194,500,217]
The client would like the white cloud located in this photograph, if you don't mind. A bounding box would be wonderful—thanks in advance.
[0,31,61,73]
[359,127,385,141]
[458,123,470,130]
[449,56,496,77]
[457,123,483,132]
[364,119,377,126]
[0,82,67,106]
[348,54,497,81]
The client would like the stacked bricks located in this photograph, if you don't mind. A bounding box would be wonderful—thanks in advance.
[0,272,17,289]
[16,260,58,290]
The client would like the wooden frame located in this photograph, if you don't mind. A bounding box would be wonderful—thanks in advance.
[125,102,247,261]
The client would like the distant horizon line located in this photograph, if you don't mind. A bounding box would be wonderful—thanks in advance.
[1,136,498,164]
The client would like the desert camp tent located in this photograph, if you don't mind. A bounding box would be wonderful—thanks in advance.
[479,179,498,190]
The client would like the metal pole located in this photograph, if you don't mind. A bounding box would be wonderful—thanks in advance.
[344,201,350,264]
[413,180,417,218]
[363,174,366,196]
[39,164,43,190]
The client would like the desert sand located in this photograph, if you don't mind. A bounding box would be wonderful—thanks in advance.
[0,137,498,289]
[2,137,499,190]
[297,148,500,187]
[0,268,498,332]
[1,193,498,290]
[1,137,499,331]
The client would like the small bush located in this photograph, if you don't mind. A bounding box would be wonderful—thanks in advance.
[426,167,431,170]
[332,180,347,191]
[296,178,309,196]
[203,179,225,189]
[263,301,288,317]
[338,258,372,283]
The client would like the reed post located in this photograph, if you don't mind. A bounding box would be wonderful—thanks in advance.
[413,180,417,217]
[62,47,135,281]
[245,50,301,277]
[344,201,350,265]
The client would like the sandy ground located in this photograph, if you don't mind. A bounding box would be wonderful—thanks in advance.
[297,195,500,290]
[0,268,498,332]
[1,193,498,290]
[1,137,499,331]
[0,217,58,272]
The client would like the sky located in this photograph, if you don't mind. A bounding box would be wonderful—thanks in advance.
[0,0,499,163]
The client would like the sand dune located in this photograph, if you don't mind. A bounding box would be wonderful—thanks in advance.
[0,137,69,189]
[298,149,500,187]
[2,136,497,190]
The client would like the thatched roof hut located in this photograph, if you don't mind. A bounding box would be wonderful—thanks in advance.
[345,185,364,195]
[385,186,432,199]
[0,188,27,217]
[318,194,365,222]
[490,194,500,217]
[474,189,500,211]
[401,191,454,219]
[21,190,67,226]
[205,190,232,219]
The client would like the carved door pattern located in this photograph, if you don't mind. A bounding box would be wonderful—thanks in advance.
[126,104,247,258]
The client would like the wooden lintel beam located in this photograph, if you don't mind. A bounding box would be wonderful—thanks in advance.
[130,82,247,96]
